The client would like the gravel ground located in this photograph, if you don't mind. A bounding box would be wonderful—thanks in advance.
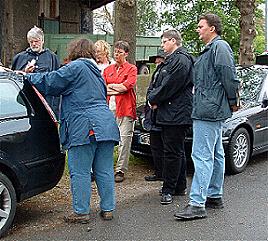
[6,162,160,237]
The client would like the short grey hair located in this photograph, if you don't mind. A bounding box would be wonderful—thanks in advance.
[161,29,182,46]
[27,26,44,40]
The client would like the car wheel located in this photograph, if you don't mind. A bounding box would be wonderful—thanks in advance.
[226,127,251,174]
[0,172,17,238]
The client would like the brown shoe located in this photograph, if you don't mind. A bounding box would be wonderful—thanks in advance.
[115,171,124,183]
[64,213,90,224]
[100,210,113,220]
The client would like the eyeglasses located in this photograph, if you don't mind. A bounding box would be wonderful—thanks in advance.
[113,50,125,55]
[161,38,172,44]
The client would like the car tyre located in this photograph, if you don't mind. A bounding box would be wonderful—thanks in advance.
[226,127,251,174]
[0,172,17,238]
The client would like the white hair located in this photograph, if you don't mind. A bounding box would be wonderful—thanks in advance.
[27,26,44,40]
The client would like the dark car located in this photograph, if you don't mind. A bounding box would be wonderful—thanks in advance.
[0,70,65,237]
[131,65,268,174]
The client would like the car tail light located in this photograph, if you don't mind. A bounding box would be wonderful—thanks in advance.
[32,86,58,126]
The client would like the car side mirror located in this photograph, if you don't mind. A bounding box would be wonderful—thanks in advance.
[261,98,268,108]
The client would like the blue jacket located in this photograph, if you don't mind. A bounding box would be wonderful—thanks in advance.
[26,58,120,150]
[192,36,240,121]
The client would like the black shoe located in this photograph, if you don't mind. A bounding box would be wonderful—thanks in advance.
[115,171,124,183]
[145,175,163,181]
[160,193,173,205]
[206,197,224,209]
[159,188,187,196]
[174,205,207,220]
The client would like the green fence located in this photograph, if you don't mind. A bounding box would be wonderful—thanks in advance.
[44,34,161,63]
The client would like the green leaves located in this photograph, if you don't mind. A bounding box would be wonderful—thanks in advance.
[136,0,265,60]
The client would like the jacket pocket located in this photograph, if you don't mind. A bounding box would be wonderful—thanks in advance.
[194,89,222,119]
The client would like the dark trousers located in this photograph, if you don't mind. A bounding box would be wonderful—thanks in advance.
[161,125,187,195]
[150,130,164,178]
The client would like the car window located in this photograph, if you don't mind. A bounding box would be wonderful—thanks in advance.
[0,82,28,119]
[258,75,268,102]
[237,67,268,104]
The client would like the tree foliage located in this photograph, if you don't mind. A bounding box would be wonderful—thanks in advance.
[160,0,241,56]
[94,0,265,61]
[136,0,161,36]
[141,0,265,61]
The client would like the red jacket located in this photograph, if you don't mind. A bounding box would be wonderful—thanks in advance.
[103,61,137,120]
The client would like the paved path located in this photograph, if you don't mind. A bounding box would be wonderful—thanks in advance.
[3,153,268,240]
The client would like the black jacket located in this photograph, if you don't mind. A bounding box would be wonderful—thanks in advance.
[147,47,194,126]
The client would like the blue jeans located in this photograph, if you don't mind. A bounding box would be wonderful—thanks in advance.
[68,139,115,214]
[189,120,225,207]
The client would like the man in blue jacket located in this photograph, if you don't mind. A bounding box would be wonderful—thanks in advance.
[12,26,60,119]
[174,13,240,220]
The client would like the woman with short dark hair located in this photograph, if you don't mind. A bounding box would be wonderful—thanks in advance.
[26,38,120,223]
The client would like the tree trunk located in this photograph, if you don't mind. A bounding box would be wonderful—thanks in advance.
[114,0,136,65]
[0,0,3,64]
[236,0,256,66]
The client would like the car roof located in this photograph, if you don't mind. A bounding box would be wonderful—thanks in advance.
[0,71,24,88]
[237,64,268,72]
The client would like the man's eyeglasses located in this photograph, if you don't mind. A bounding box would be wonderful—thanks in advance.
[161,38,172,44]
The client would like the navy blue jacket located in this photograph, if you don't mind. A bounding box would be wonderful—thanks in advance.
[192,36,240,121]
[11,48,60,72]
[26,58,120,150]
[12,48,61,118]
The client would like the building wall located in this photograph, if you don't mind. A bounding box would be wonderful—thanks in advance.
[13,0,39,54]
[1,0,93,66]
[59,0,80,33]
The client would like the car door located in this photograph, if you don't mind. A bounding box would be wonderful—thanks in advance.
[0,77,32,186]
[252,75,268,149]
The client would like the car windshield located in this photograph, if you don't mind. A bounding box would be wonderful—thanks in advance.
[237,66,268,106]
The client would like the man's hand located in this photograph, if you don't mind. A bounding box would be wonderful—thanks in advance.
[148,101,157,110]
[25,64,35,73]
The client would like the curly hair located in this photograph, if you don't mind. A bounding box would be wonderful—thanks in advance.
[95,40,112,60]
[67,38,96,61]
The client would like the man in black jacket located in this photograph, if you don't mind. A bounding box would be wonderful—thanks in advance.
[12,26,60,119]
[147,29,194,205]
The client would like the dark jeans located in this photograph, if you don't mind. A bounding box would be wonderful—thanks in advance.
[150,130,164,178]
[161,125,187,195]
